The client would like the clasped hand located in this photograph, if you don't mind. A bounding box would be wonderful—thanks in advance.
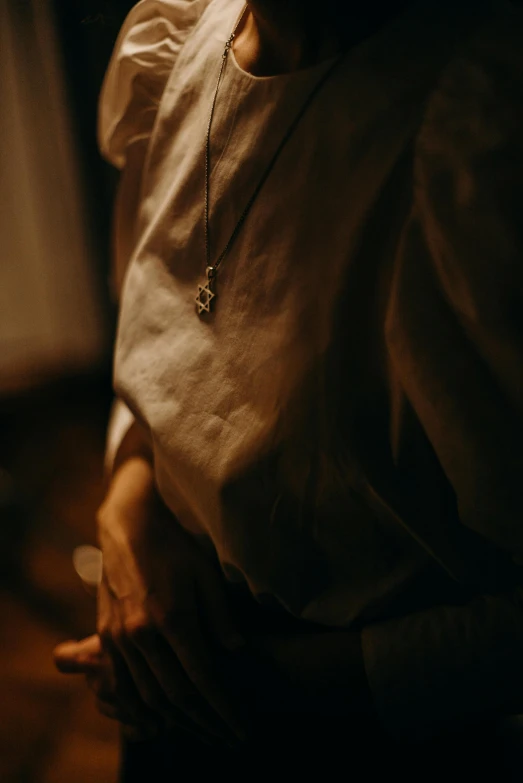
[54,456,248,747]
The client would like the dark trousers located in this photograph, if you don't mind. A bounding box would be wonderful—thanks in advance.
[120,713,523,782]
[119,586,523,781]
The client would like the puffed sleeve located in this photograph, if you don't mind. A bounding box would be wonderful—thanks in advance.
[100,1,210,470]
[98,0,209,169]
[361,5,523,740]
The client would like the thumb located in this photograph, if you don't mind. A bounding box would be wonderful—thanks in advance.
[54,634,104,674]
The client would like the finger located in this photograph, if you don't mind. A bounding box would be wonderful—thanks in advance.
[161,610,248,742]
[101,581,188,737]
[86,666,162,737]
[89,655,227,750]
[110,642,164,734]
[133,628,234,744]
[54,635,104,674]
[197,570,246,652]
[116,626,210,742]
[117,625,167,716]
[102,598,159,731]
[112,599,218,745]
[86,666,118,703]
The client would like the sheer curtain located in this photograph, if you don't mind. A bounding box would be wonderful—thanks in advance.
[0,0,106,393]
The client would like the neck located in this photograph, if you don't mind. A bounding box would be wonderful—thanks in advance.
[233,1,412,76]
[236,1,338,75]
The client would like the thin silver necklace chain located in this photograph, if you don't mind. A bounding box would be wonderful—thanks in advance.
[196,5,343,315]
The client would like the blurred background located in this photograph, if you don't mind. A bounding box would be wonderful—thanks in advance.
[0,1,135,780]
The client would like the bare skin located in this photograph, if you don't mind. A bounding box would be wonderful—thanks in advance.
[233,0,412,76]
[54,450,373,744]
[232,1,342,75]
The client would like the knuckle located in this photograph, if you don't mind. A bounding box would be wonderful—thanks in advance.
[97,625,112,647]
[112,626,127,647]
[123,613,149,641]
[97,618,110,636]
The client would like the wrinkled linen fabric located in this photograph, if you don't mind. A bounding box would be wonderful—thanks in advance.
[100,0,523,738]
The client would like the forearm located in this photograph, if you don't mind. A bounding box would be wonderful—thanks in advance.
[98,417,165,557]
[101,401,158,526]
[100,452,155,524]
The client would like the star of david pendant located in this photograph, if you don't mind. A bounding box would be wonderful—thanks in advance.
[195,266,217,315]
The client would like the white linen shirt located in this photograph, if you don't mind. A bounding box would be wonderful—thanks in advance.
[100,0,523,739]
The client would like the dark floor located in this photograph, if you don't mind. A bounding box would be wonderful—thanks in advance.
[0,373,120,783]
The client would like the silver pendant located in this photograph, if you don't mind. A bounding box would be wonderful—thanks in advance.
[195,266,217,315]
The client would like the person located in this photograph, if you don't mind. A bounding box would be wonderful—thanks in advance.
[54,0,523,778]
